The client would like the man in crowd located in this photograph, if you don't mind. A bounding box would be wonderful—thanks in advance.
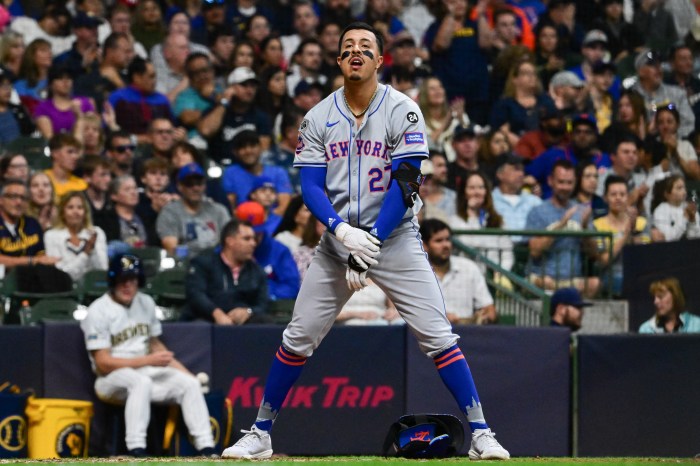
[45,133,88,199]
[83,154,113,228]
[0,69,35,145]
[492,155,542,238]
[75,32,132,109]
[595,135,648,213]
[52,11,102,78]
[549,287,591,331]
[447,124,482,190]
[105,131,136,178]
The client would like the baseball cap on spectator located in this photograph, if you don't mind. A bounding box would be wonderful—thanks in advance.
[582,29,607,48]
[201,0,225,10]
[177,162,206,182]
[572,113,598,131]
[390,30,415,50]
[591,60,617,74]
[550,287,592,314]
[249,176,276,197]
[550,71,584,89]
[236,201,266,230]
[294,80,324,98]
[453,124,477,140]
[73,11,104,28]
[634,49,662,70]
[227,67,258,86]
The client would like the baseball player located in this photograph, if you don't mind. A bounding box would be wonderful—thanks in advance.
[80,254,217,457]
[222,22,509,460]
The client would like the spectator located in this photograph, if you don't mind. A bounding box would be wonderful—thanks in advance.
[44,191,108,281]
[596,135,648,209]
[222,130,292,215]
[229,0,275,41]
[291,80,324,114]
[280,1,319,63]
[568,29,622,102]
[173,53,218,141]
[574,161,607,220]
[514,106,568,161]
[198,67,272,162]
[525,160,598,296]
[157,163,230,256]
[424,0,491,124]
[27,172,58,231]
[447,124,482,190]
[590,0,643,65]
[104,4,147,59]
[14,38,52,103]
[420,218,497,324]
[190,0,226,47]
[286,39,327,97]
[34,65,96,140]
[639,277,700,333]
[317,21,342,83]
[490,59,557,147]
[245,180,283,236]
[256,36,287,75]
[419,151,457,221]
[103,131,135,178]
[108,57,173,141]
[102,175,153,251]
[0,30,26,81]
[539,0,584,56]
[586,61,617,134]
[599,89,648,154]
[477,129,512,183]
[336,281,402,325]
[0,179,58,268]
[243,14,272,52]
[449,171,514,272]
[256,66,294,134]
[52,11,102,79]
[136,118,184,165]
[207,26,235,85]
[292,216,324,282]
[273,196,310,253]
[82,155,112,229]
[651,174,700,241]
[131,0,167,52]
[665,44,700,133]
[45,133,88,199]
[184,218,269,324]
[548,287,591,331]
[533,21,567,89]
[593,175,650,296]
[0,153,29,184]
[80,253,217,457]
[261,110,302,192]
[547,70,585,121]
[76,113,107,157]
[418,76,470,158]
[631,49,694,138]
[234,201,300,301]
[356,0,406,47]
[632,0,677,55]
[0,70,35,145]
[152,31,191,103]
[526,113,611,199]
[645,103,700,181]
[231,41,256,70]
[492,154,542,240]
[166,140,228,210]
[9,5,73,57]
[137,157,178,247]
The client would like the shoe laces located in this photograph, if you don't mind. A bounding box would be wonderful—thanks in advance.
[235,428,266,447]
[475,429,501,448]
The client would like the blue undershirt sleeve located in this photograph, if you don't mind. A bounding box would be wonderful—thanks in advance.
[372,156,422,242]
[300,166,345,234]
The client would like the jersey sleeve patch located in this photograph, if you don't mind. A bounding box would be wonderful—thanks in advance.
[404,132,425,145]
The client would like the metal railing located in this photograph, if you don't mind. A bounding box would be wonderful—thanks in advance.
[451,228,615,326]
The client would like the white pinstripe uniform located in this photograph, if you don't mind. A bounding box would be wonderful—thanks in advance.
[81,292,214,451]
[285,83,459,358]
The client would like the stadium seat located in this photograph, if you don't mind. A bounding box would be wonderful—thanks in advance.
[130,246,166,277]
[23,298,80,325]
[6,136,51,170]
[146,268,187,320]
[79,269,109,304]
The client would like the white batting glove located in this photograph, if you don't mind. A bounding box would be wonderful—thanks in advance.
[346,267,369,291]
[334,223,381,269]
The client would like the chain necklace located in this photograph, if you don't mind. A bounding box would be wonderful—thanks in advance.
[343,86,379,118]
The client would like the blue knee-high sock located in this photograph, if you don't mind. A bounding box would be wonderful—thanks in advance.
[434,344,489,432]
[254,346,307,432]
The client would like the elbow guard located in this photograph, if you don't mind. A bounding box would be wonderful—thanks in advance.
[392,161,426,208]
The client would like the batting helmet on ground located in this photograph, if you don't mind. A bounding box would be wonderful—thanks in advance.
[382,414,465,458]
[108,253,146,288]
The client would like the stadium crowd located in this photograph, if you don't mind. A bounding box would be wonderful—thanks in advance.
[1,0,700,331]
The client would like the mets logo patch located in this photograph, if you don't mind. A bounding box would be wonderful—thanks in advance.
[299,119,309,132]
[404,132,425,145]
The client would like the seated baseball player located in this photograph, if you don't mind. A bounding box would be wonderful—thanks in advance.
[80,253,217,457]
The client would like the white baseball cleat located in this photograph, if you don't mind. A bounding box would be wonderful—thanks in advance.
[221,425,273,459]
[468,428,510,460]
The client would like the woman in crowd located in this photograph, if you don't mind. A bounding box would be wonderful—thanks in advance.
[14,38,52,102]
[255,66,293,132]
[574,161,608,219]
[599,89,648,154]
[593,175,650,297]
[102,175,153,251]
[0,31,25,81]
[230,40,256,70]
[244,14,272,52]
[27,171,58,231]
[273,196,310,253]
[645,104,700,181]
[449,171,513,272]
[477,129,512,182]
[490,59,557,148]
[0,153,29,183]
[651,174,700,241]
[639,277,700,333]
[34,66,95,139]
[44,191,108,281]
[417,76,470,159]
[534,21,567,89]
[75,113,106,157]
[256,36,286,73]
[292,217,324,282]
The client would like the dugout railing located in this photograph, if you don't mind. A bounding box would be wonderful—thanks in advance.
[451,229,614,326]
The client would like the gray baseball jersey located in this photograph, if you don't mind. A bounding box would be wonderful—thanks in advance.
[283,83,458,359]
[293,83,429,229]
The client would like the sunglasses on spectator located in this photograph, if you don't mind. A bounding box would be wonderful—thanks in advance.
[114,144,136,153]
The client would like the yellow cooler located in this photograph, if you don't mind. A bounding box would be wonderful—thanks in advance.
[25,398,93,458]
